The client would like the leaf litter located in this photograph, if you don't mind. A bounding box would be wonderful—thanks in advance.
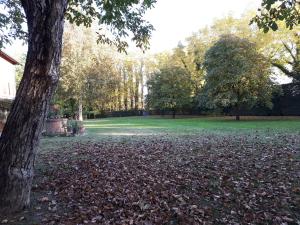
[1,133,300,225]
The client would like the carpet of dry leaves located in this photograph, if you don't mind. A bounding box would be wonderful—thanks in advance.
[1,133,300,225]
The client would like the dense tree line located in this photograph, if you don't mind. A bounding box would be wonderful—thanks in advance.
[53,24,153,119]
[147,12,300,119]
[52,11,300,120]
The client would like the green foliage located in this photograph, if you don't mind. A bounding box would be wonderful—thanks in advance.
[0,99,13,110]
[271,32,300,81]
[0,0,156,51]
[57,23,119,112]
[146,66,193,113]
[251,0,300,32]
[200,35,274,116]
[55,24,150,115]
[186,12,299,88]
[0,0,27,49]
[172,43,203,96]
[15,53,26,88]
[67,119,84,135]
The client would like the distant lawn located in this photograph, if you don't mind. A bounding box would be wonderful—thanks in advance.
[83,116,300,136]
[40,116,300,151]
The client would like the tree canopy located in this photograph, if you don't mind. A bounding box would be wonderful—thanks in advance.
[200,35,274,120]
[251,0,300,32]
[0,0,156,51]
[186,12,299,85]
[146,66,193,118]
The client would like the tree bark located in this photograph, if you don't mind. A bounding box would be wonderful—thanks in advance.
[140,61,144,109]
[122,69,128,111]
[78,98,83,121]
[0,0,67,213]
[134,78,139,110]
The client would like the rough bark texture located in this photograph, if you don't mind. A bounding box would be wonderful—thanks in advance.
[0,0,67,213]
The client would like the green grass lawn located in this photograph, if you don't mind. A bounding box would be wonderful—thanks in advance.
[40,116,300,151]
[84,116,300,135]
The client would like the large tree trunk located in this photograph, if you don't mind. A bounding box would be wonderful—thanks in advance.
[0,0,67,213]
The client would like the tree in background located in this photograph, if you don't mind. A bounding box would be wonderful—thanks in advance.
[146,66,193,118]
[0,0,156,213]
[251,0,300,82]
[186,12,298,85]
[83,56,120,113]
[251,0,300,32]
[112,56,147,113]
[57,23,122,119]
[57,31,150,117]
[58,23,95,120]
[271,32,300,82]
[172,43,203,99]
[200,35,274,121]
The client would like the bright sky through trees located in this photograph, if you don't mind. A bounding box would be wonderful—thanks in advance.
[5,0,261,56]
[144,0,261,53]
[3,0,292,83]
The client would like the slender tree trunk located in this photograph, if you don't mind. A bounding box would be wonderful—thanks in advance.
[78,98,83,121]
[131,96,134,110]
[122,70,128,111]
[118,90,122,111]
[141,77,144,109]
[130,79,134,110]
[116,81,122,111]
[172,110,176,119]
[0,0,67,213]
[134,81,139,110]
[129,72,134,110]
[117,69,123,111]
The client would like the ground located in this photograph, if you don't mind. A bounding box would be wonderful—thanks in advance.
[1,116,300,225]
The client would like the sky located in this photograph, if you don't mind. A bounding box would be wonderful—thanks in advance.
[144,0,261,53]
[5,0,262,57]
[3,0,292,84]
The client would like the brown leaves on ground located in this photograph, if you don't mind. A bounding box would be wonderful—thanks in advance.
[4,134,300,225]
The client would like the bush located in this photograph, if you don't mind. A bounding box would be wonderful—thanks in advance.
[67,120,85,135]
